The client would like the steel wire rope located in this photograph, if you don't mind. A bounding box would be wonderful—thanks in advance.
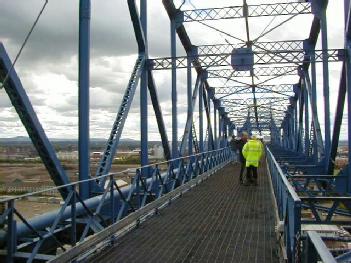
[0,0,49,89]
[252,5,311,44]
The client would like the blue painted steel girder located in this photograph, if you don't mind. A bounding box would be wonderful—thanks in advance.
[182,2,311,22]
[213,84,294,96]
[198,40,304,55]
[207,66,299,79]
[149,49,343,70]
[78,0,91,199]
[0,44,71,199]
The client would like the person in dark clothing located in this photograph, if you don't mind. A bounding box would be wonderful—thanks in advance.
[230,132,249,184]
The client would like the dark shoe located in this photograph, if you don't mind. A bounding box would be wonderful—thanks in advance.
[239,178,243,185]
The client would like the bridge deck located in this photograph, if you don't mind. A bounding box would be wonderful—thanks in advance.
[91,163,279,263]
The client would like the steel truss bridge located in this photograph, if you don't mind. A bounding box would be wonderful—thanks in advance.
[1,0,351,262]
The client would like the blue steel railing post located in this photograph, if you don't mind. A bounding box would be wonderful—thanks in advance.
[171,16,178,159]
[140,0,149,176]
[187,55,193,156]
[6,200,15,263]
[199,81,204,152]
[71,185,77,246]
[78,0,91,199]
[109,174,116,223]
[293,199,302,262]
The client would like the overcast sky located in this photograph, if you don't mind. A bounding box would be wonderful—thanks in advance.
[0,0,347,141]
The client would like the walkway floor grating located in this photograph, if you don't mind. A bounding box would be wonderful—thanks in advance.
[91,162,279,263]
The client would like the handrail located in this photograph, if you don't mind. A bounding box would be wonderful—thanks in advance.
[0,147,234,262]
[0,147,229,203]
[266,146,300,201]
[266,145,301,263]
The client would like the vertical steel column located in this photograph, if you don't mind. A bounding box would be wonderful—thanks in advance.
[304,84,310,155]
[289,114,294,150]
[213,102,217,149]
[78,0,91,199]
[298,92,304,153]
[223,118,228,145]
[294,102,298,151]
[345,0,351,191]
[207,91,212,150]
[310,56,319,161]
[171,18,178,158]
[199,83,204,152]
[187,57,193,155]
[140,0,148,174]
[218,114,222,148]
[320,8,331,162]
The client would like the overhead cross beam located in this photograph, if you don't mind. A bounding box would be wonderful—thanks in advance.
[213,84,294,95]
[198,40,304,55]
[183,2,311,22]
[149,49,343,70]
[207,66,299,79]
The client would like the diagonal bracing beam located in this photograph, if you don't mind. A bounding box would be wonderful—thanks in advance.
[96,0,146,181]
[0,43,71,198]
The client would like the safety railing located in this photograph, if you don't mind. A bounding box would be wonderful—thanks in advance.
[302,231,337,263]
[266,146,301,263]
[267,146,351,263]
[287,175,349,196]
[0,147,233,263]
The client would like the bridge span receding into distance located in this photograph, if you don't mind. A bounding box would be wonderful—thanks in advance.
[1,0,351,262]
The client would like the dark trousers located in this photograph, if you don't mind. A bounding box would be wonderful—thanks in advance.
[246,165,258,183]
[239,161,245,181]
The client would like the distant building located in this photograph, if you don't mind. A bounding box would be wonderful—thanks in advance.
[152,145,164,159]
[91,152,103,159]
[57,151,78,160]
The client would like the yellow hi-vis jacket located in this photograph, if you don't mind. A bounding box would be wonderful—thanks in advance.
[242,139,264,167]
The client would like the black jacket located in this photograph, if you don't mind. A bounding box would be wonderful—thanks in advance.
[231,138,247,163]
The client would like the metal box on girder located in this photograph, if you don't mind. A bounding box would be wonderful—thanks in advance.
[231,47,254,71]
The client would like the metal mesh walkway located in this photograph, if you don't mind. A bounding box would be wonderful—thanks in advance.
[91,163,279,263]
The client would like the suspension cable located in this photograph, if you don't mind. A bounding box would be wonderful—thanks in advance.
[252,5,310,43]
[0,0,49,89]
[193,20,246,43]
